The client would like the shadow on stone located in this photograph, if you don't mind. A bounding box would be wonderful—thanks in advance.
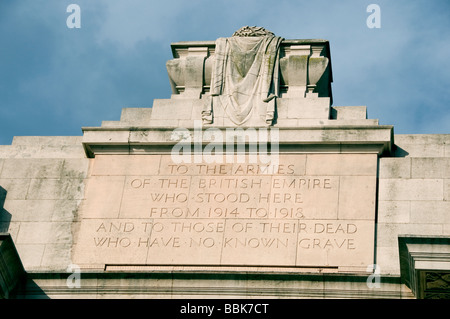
[0,187,11,233]
[392,145,409,158]
[14,277,49,299]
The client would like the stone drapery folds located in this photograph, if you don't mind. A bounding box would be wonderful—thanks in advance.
[203,26,284,126]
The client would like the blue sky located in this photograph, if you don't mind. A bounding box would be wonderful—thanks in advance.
[0,0,449,145]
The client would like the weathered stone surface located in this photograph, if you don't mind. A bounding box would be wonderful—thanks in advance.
[410,201,450,224]
[411,158,450,178]
[61,159,91,179]
[12,136,83,146]
[26,178,85,200]
[3,200,55,222]
[80,176,125,218]
[0,179,30,200]
[376,246,401,275]
[91,155,160,176]
[378,179,443,201]
[40,243,72,269]
[0,159,64,179]
[331,106,367,120]
[16,222,54,244]
[377,223,443,248]
[306,154,377,176]
[15,244,45,269]
[379,158,411,179]
[284,97,330,119]
[151,99,197,120]
[338,176,376,220]
[377,201,410,224]
[394,135,447,158]
[445,179,450,201]
[120,108,153,123]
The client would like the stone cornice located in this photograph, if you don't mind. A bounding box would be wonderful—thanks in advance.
[81,125,394,158]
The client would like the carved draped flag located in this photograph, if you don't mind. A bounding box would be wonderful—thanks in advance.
[204,26,283,125]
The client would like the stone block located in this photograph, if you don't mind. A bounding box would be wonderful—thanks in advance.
[0,179,31,200]
[331,106,367,120]
[394,134,448,145]
[61,159,91,179]
[26,178,85,200]
[411,158,450,178]
[0,159,64,179]
[444,224,450,235]
[0,145,85,159]
[38,145,86,159]
[40,243,72,270]
[101,121,122,127]
[376,246,401,275]
[445,179,450,201]
[3,200,55,222]
[128,130,174,145]
[378,179,443,201]
[0,146,14,158]
[338,176,376,220]
[91,155,161,176]
[80,176,125,218]
[305,154,377,176]
[377,201,410,224]
[151,99,194,120]
[394,135,446,158]
[48,222,73,244]
[378,158,411,179]
[273,119,300,127]
[284,97,330,119]
[120,108,153,124]
[52,200,82,222]
[328,119,379,126]
[147,119,180,127]
[276,99,288,118]
[376,223,443,248]
[82,130,130,145]
[11,136,83,146]
[15,244,45,269]
[73,218,149,265]
[16,222,53,244]
[16,244,45,271]
[410,201,450,224]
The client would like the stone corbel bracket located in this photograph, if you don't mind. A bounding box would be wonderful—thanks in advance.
[398,236,450,299]
[166,39,333,102]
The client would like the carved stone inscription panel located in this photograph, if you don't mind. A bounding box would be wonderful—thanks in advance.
[73,154,377,269]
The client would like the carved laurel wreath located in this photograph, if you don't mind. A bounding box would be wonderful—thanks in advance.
[232,26,275,37]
